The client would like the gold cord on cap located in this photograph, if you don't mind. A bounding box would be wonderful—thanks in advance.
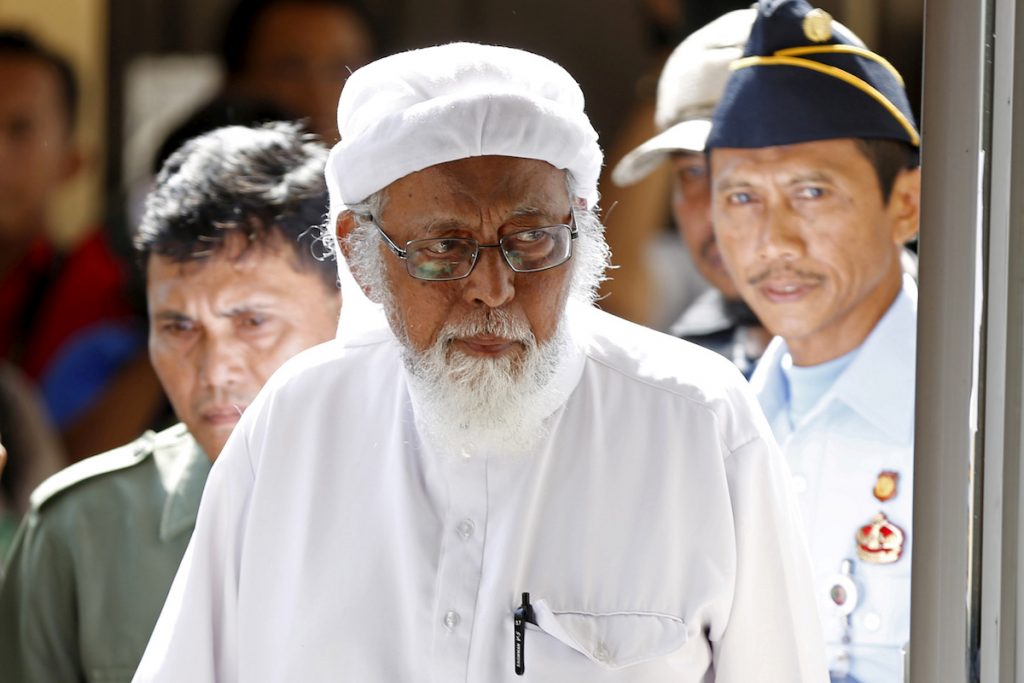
[775,44,906,86]
[730,54,921,146]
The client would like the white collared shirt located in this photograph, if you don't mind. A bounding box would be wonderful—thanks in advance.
[751,276,917,682]
[135,303,827,682]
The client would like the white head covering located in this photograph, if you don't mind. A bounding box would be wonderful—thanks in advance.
[325,42,603,226]
[612,9,756,186]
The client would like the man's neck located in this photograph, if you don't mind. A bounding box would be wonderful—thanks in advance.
[786,273,904,367]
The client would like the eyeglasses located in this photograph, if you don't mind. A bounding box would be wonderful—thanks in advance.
[373,212,578,281]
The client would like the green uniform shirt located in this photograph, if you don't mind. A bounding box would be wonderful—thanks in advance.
[0,424,210,682]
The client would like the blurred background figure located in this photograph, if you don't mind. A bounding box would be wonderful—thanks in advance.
[0,362,65,555]
[0,30,161,554]
[595,0,752,328]
[160,0,380,150]
[611,8,769,377]
[0,122,341,681]
[117,0,382,275]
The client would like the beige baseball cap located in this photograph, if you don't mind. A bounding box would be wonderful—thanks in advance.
[611,9,756,186]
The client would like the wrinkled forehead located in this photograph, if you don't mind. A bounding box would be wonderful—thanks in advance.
[378,156,572,223]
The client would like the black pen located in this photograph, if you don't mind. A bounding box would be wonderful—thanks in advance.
[514,592,536,676]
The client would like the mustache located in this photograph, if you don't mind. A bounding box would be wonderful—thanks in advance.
[439,308,534,345]
[747,264,827,287]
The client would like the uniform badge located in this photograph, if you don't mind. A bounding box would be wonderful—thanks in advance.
[855,512,905,564]
[873,470,900,502]
[826,559,860,617]
[802,8,833,43]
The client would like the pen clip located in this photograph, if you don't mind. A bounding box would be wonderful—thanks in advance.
[514,592,535,676]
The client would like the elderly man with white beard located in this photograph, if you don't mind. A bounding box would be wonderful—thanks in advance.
[134,43,828,682]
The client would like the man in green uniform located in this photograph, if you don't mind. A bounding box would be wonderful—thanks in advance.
[0,121,342,682]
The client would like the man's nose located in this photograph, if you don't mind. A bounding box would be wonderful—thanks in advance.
[197,335,244,389]
[755,205,805,261]
[462,247,516,309]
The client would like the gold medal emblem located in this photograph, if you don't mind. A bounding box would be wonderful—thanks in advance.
[873,470,899,502]
[855,512,905,564]
[802,8,833,43]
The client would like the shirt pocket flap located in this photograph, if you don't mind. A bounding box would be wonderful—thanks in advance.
[531,599,688,670]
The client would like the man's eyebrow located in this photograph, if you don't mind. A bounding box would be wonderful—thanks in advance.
[509,206,545,217]
[509,206,566,222]
[410,217,469,238]
[219,303,275,318]
[786,171,833,185]
[152,311,191,322]
[714,177,755,193]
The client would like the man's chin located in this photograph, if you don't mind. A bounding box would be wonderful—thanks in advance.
[407,351,553,457]
[191,422,236,460]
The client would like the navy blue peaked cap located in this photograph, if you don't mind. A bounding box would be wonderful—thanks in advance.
[705,0,919,150]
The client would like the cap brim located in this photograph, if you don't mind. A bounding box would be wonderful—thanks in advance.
[611,119,713,186]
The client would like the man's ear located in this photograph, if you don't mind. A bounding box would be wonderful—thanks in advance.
[335,212,357,259]
[335,212,379,301]
[887,166,921,245]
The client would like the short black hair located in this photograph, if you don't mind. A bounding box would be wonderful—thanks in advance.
[136,121,338,291]
[0,29,78,131]
[152,94,291,174]
[220,0,381,77]
[854,138,920,204]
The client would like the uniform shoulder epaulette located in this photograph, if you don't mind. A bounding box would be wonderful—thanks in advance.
[27,429,167,510]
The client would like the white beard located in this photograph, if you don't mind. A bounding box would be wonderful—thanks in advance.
[401,308,567,458]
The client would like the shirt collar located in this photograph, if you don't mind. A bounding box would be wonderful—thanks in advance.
[753,276,917,445]
[827,276,917,444]
[158,429,212,541]
[750,335,789,429]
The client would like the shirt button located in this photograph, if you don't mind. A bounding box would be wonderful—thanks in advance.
[792,474,808,494]
[443,610,460,630]
[593,643,610,662]
[863,612,882,631]
[456,519,475,541]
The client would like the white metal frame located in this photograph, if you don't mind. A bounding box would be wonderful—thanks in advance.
[913,0,1024,680]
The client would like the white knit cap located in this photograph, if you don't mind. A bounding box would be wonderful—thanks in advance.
[325,42,603,225]
[612,9,756,187]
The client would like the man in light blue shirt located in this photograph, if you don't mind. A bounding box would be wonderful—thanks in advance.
[704,1,921,680]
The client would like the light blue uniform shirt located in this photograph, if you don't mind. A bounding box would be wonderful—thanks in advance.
[751,276,917,683]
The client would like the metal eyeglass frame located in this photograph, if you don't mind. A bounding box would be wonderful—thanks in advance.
[372,210,578,281]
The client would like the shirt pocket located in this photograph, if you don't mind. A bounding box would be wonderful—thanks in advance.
[88,666,136,682]
[527,599,689,670]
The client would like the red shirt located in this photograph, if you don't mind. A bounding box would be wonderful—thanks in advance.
[0,230,139,380]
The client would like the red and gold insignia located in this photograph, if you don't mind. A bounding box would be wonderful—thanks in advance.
[873,470,900,502]
[855,512,905,564]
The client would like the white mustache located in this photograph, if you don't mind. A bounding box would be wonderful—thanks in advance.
[440,309,534,345]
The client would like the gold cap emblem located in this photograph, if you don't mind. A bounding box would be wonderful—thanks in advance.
[873,470,900,502]
[803,8,833,43]
[855,512,905,564]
